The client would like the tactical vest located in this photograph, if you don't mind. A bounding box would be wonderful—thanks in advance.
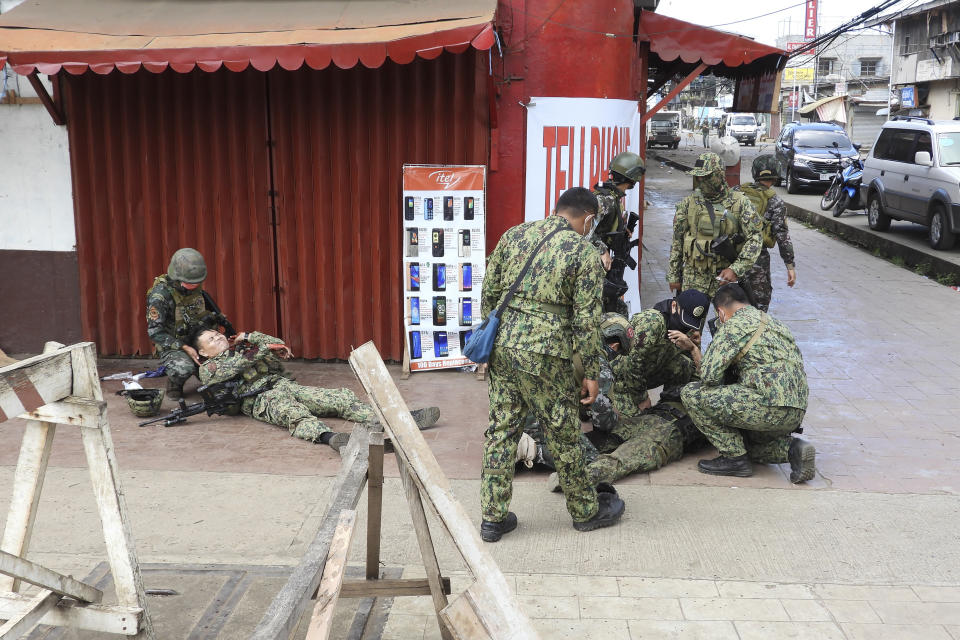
[738,184,777,249]
[150,275,215,340]
[682,190,742,270]
[592,185,623,238]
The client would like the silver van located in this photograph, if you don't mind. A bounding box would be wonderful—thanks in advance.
[861,117,960,250]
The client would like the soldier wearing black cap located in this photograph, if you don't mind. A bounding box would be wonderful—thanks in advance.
[735,155,797,311]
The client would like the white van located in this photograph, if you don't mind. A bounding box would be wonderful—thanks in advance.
[726,113,759,146]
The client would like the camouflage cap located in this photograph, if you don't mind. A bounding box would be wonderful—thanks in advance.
[125,389,164,418]
[687,152,724,177]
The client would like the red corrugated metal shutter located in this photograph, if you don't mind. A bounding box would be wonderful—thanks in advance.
[269,51,489,360]
[64,69,279,355]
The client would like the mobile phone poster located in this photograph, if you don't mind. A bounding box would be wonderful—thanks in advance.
[401,164,486,372]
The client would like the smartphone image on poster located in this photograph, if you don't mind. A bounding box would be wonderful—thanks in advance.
[443,196,455,221]
[459,297,472,325]
[424,198,433,220]
[458,230,471,258]
[460,263,472,291]
[408,263,420,291]
[433,263,446,291]
[410,298,420,325]
[432,228,444,257]
[405,196,415,220]
[433,296,447,326]
[409,331,422,359]
[460,329,473,350]
[464,197,475,220]
[434,331,449,357]
[406,228,419,257]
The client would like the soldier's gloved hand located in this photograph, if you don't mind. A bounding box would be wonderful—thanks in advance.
[580,379,600,405]
[267,343,293,360]
[787,268,797,287]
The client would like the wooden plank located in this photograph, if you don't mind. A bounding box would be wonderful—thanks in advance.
[0,420,56,592]
[365,431,384,580]
[0,589,61,639]
[339,577,452,599]
[399,459,452,640]
[70,343,103,401]
[0,348,16,368]
[304,510,357,640]
[348,342,539,640]
[0,551,102,603]
[249,423,371,640]
[439,588,493,640]
[0,593,140,635]
[0,349,75,424]
[18,396,106,428]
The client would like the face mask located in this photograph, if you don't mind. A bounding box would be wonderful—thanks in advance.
[698,172,727,199]
[667,312,689,333]
[603,343,620,360]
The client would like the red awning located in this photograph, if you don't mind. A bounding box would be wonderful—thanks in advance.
[637,12,785,75]
[0,0,496,75]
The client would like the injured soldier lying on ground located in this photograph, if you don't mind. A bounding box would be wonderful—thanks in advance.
[191,329,439,452]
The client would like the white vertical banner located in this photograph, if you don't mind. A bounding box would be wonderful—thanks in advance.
[524,97,643,313]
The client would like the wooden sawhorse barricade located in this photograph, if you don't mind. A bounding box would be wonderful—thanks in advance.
[0,342,152,638]
[251,341,538,640]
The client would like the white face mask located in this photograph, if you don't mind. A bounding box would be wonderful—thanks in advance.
[582,214,595,236]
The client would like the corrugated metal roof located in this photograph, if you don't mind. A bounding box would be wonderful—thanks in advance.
[0,0,495,75]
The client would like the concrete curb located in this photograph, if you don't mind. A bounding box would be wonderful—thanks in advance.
[649,152,960,284]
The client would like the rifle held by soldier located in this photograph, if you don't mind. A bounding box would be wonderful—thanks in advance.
[602,211,640,299]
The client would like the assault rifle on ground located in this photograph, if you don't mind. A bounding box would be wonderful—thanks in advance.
[138,380,267,427]
[602,211,640,300]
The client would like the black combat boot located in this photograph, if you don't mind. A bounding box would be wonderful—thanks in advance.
[480,512,518,543]
[327,432,351,453]
[573,492,625,532]
[788,438,816,484]
[697,454,753,477]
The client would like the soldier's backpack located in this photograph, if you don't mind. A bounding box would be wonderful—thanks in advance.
[738,184,777,249]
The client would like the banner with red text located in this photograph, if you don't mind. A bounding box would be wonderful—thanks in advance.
[524,97,642,313]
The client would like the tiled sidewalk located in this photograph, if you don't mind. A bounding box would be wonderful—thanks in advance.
[383,572,960,639]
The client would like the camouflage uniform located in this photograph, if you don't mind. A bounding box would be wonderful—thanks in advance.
[588,185,629,315]
[197,332,374,442]
[586,399,705,485]
[681,306,808,461]
[146,274,228,389]
[610,309,697,417]
[667,156,763,297]
[736,184,795,311]
[481,214,604,524]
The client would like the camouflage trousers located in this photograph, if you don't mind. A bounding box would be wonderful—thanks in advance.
[247,378,375,443]
[483,348,598,523]
[678,266,723,298]
[743,250,773,311]
[159,348,198,387]
[587,412,690,485]
[681,381,805,461]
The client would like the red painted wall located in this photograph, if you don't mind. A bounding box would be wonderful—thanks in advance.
[487,0,642,250]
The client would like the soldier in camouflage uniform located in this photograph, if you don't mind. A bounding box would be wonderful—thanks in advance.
[667,153,763,298]
[735,155,797,311]
[192,329,439,451]
[681,284,816,483]
[480,187,625,542]
[611,289,710,419]
[146,248,233,399]
[589,152,645,315]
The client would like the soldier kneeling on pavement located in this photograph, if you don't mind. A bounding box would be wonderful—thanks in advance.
[680,284,816,483]
[191,329,439,452]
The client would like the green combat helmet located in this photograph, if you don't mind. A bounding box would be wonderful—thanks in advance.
[125,389,164,418]
[168,248,207,284]
[752,154,780,181]
[609,151,646,184]
[600,312,635,355]
[687,152,725,177]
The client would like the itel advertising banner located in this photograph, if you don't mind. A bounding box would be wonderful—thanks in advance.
[524,97,642,313]
[401,165,486,372]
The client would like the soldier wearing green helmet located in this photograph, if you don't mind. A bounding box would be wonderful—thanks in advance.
[146,248,234,399]
[667,152,763,298]
[733,154,797,311]
[590,151,645,315]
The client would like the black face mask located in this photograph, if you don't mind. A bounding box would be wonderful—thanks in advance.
[667,312,689,333]
[603,343,621,360]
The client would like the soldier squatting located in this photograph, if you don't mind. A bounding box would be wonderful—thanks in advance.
[143,151,814,542]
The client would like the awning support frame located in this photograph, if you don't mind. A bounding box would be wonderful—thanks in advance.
[26,72,64,126]
[640,62,708,126]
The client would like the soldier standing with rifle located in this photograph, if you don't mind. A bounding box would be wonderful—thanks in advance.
[590,152,645,316]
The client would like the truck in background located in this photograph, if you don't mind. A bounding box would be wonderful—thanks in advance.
[647,110,681,149]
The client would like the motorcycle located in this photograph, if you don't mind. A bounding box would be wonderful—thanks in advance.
[819,142,864,217]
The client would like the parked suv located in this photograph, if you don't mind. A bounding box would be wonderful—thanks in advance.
[775,122,859,194]
[862,117,960,250]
